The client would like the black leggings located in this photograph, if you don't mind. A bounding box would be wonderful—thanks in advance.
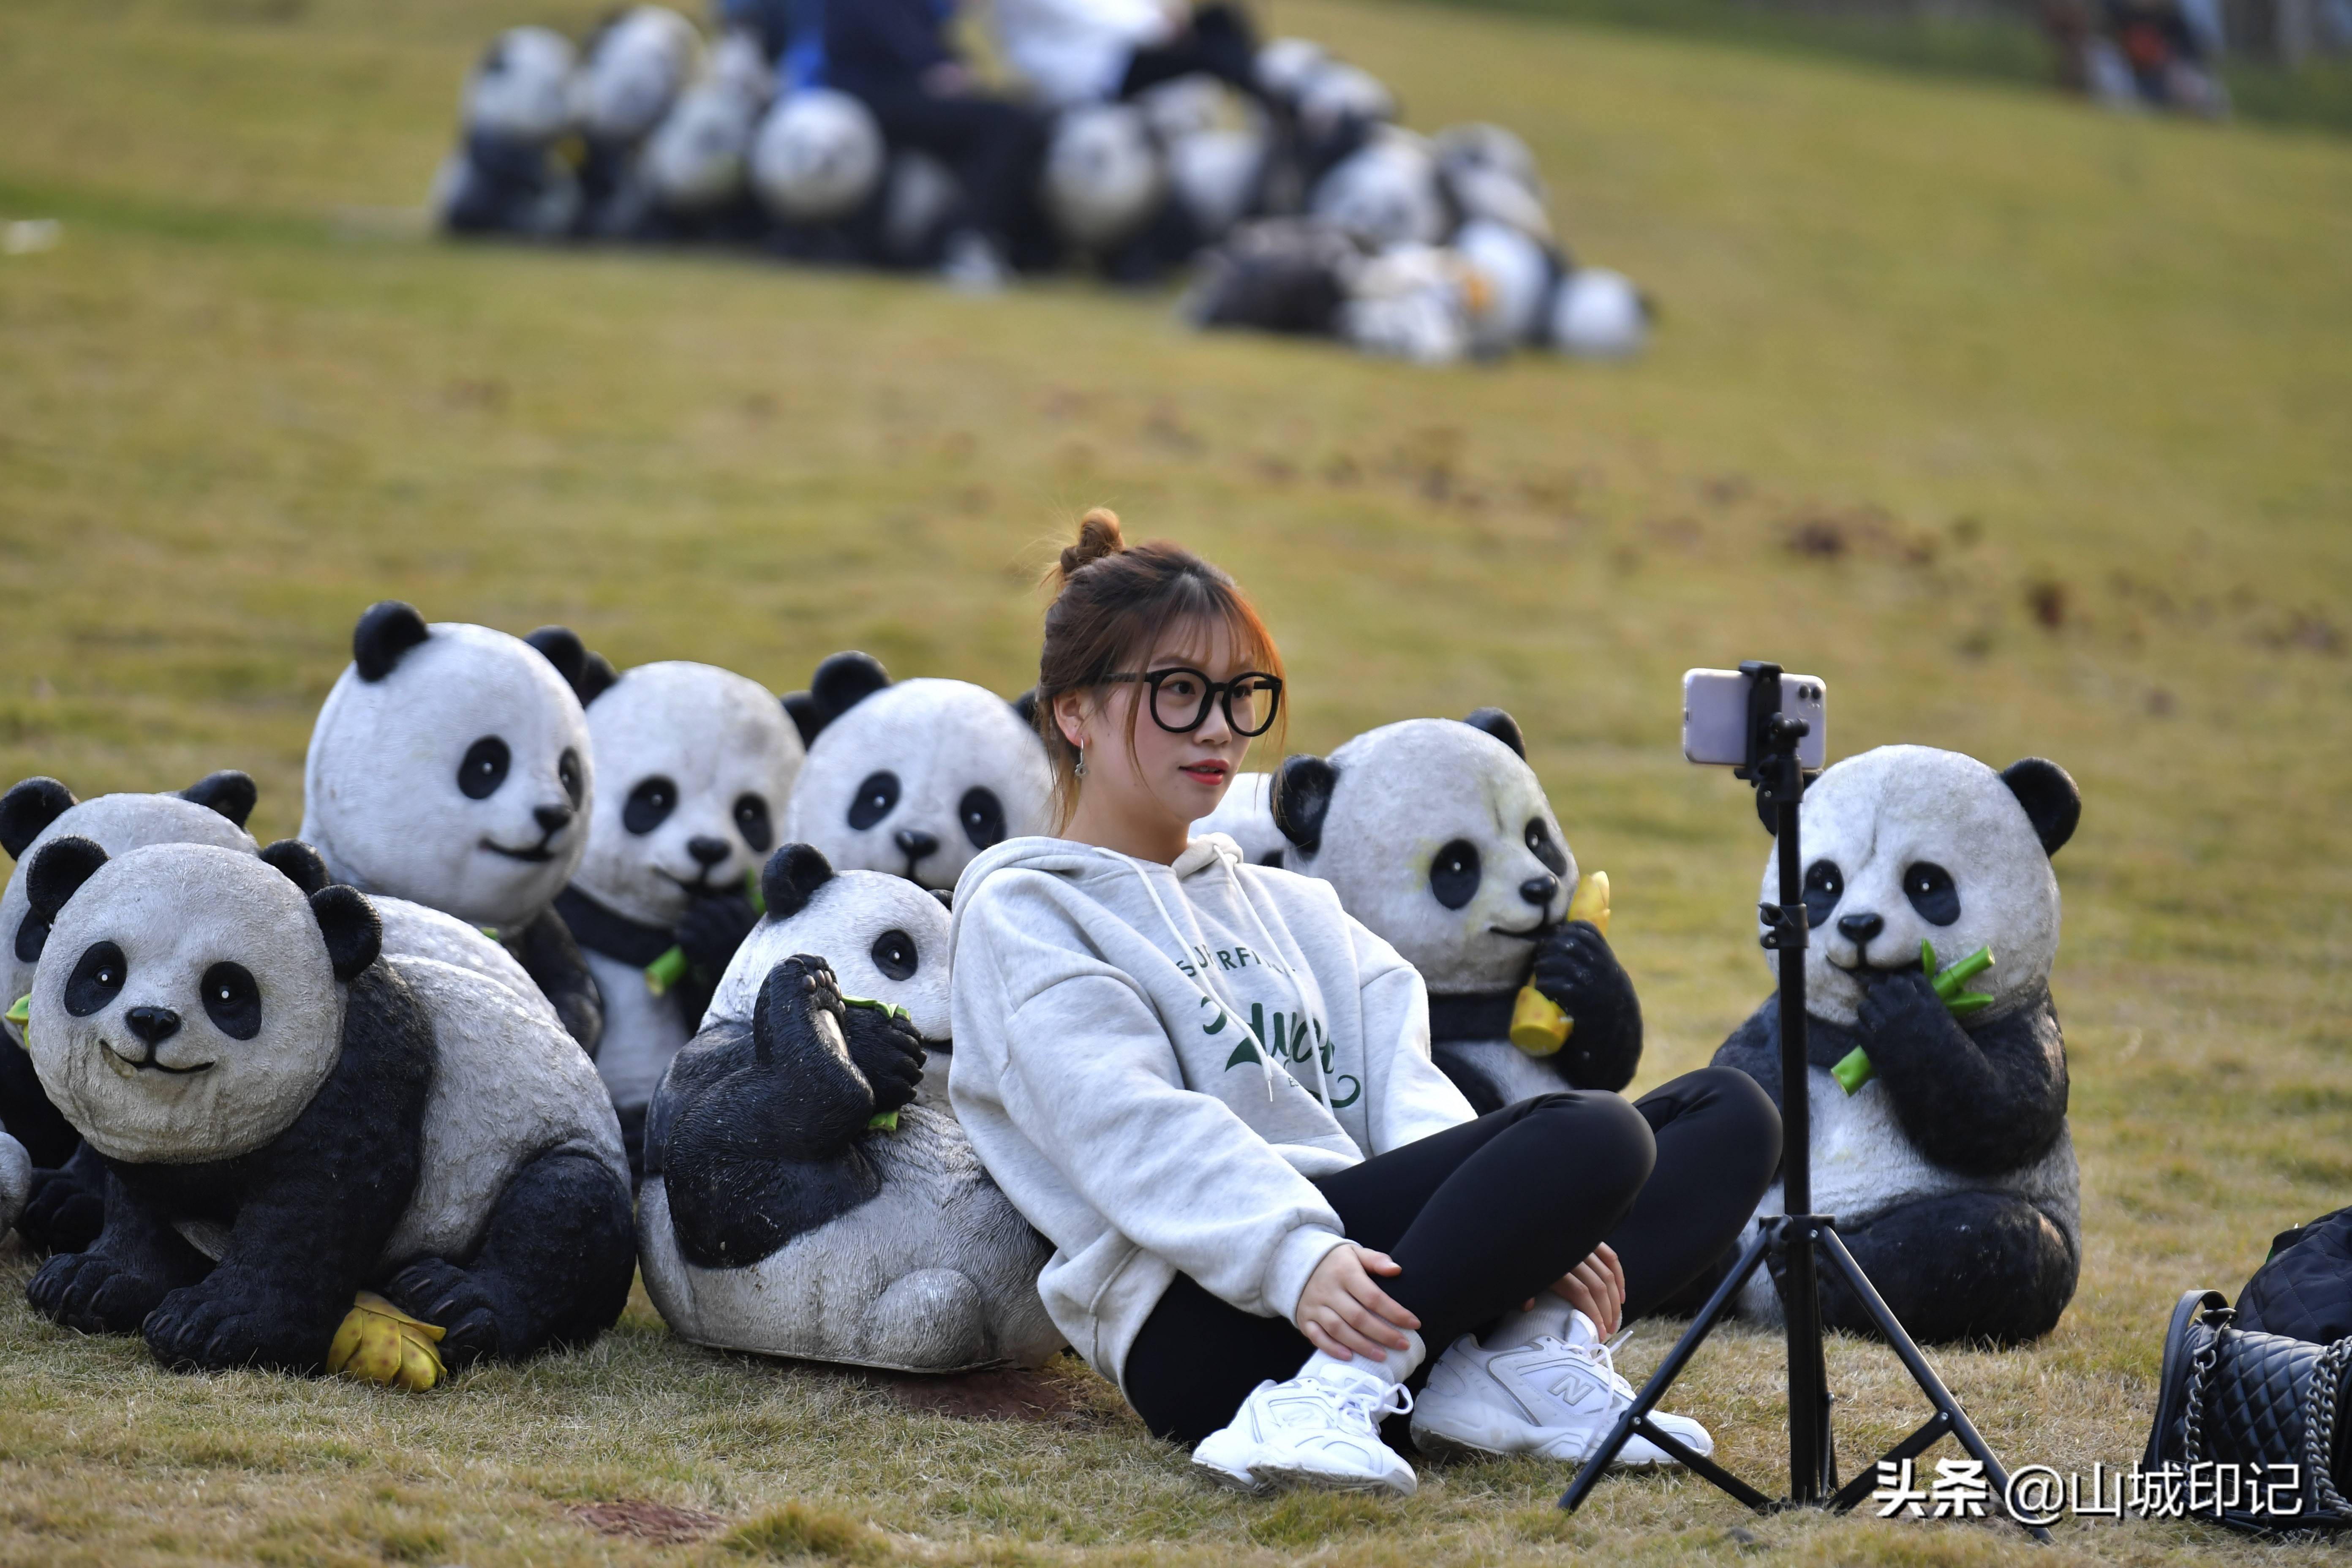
[851,86,1051,258]
[1123,1067,1780,1444]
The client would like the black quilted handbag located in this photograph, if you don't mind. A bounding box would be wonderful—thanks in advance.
[2143,1289,2352,1532]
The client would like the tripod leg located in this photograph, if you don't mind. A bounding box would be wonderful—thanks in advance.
[1559,1227,1774,1514]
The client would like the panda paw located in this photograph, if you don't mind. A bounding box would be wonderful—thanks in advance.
[383,1258,504,1368]
[841,1004,926,1116]
[143,1286,291,1371]
[1855,967,1960,1070]
[1530,921,1643,1090]
[18,1168,107,1255]
[675,892,760,980]
[27,1250,167,1335]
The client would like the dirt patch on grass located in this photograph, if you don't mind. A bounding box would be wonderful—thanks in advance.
[876,1364,1092,1424]
[570,1499,726,1544]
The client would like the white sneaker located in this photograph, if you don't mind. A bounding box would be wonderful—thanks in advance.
[1410,1313,1713,1468]
[938,230,1009,293]
[1192,1353,1421,1497]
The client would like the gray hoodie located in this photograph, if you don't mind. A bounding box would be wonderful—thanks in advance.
[947,832,1473,1390]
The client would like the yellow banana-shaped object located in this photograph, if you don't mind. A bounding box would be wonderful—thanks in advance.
[327,1291,447,1392]
[1511,873,1613,1057]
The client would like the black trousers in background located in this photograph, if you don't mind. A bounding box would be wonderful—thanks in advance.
[1123,1067,1782,1445]
[850,86,1051,261]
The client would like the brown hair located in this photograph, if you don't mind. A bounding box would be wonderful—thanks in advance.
[1036,508,1285,827]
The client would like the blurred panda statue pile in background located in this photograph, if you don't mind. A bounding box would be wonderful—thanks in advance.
[637,844,1061,1371]
[432,27,585,240]
[781,653,1051,900]
[557,659,804,1176]
[19,838,633,1379]
[1711,745,2083,1345]
[301,602,608,1054]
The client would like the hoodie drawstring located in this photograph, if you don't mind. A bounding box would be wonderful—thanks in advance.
[1128,857,1282,1101]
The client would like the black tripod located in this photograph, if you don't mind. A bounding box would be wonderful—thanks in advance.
[1557,662,2049,1541]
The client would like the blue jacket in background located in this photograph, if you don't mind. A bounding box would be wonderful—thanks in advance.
[822,0,959,97]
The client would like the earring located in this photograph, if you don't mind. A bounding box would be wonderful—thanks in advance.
[1074,748,1087,779]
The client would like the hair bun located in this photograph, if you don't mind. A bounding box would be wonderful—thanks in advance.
[1059,508,1126,580]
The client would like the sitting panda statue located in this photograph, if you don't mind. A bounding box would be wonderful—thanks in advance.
[1712,745,2082,1346]
[1268,711,1643,1111]
[780,653,1051,899]
[301,602,607,1053]
[18,838,634,1374]
[555,659,806,1175]
[0,771,262,1255]
[637,843,1060,1371]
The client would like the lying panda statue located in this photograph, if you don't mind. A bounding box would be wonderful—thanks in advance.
[0,770,262,1255]
[637,843,1059,1372]
[781,653,1051,898]
[19,837,633,1373]
[1269,712,1644,1110]
[556,659,806,1175]
[1712,745,2082,1345]
[301,602,607,1052]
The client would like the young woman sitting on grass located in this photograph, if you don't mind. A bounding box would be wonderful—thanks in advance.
[945,509,1782,1496]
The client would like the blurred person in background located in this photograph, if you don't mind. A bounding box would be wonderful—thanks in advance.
[990,0,1262,109]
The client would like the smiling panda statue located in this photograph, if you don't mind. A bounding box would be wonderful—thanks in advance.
[1712,745,2082,1345]
[301,602,607,1054]
[18,838,632,1375]
[0,771,262,1255]
[781,653,1051,898]
[637,843,1060,1371]
[1269,711,1644,1111]
[555,660,805,1175]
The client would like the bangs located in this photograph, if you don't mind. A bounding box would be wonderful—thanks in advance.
[1103,573,1285,684]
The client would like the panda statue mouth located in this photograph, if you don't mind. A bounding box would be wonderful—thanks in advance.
[479,836,559,864]
[1487,920,1552,941]
[99,1039,214,1077]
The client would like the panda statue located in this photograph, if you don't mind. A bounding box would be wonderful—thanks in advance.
[637,843,1060,1371]
[301,601,607,1054]
[555,659,806,1176]
[0,1129,27,1241]
[1267,711,1644,1112]
[781,652,1051,899]
[1711,745,2082,1345]
[18,838,634,1374]
[0,770,262,1255]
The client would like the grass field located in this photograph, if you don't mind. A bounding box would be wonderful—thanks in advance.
[3,0,2351,1562]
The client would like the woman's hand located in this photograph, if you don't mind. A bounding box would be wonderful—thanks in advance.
[1541,1243,1626,1338]
[1295,1244,1420,1363]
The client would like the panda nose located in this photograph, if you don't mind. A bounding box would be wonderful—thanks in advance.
[686,836,730,868]
[1520,874,1559,908]
[1837,912,1884,948]
[125,1006,180,1046]
[895,828,940,863]
[534,804,574,836]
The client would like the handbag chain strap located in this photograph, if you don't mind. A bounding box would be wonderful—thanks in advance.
[2303,1336,2352,1519]
[2182,1306,2232,1466]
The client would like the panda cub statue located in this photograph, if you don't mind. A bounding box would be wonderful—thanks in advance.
[637,843,1060,1372]
[1269,711,1644,1110]
[18,837,633,1374]
[0,770,262,1255]
[1712,745,2082,1346]
[781,653,1050,898]
[302,602,608,1052]
[555,659,806,1174]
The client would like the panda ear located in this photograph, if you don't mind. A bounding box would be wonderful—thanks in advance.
[524,626,590,700]
[259,839,331,896]
[577,651,620,706]
[811,651,890,719]
[1460,708,1525,760]
[180,770,257,828]
[760,843,834,919]
[1272,755,1339,857]
[0,777,76,861]
[26,836,108,926]
[309,885,382,982]
[781,692,826,749]
[353,601,430,682]
[1011,688,1041,731]
[2001,758,2081,857]
[932,887,954,911]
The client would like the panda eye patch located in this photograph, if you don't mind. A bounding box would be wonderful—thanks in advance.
[848,771,901,831]
[201,962,261,1040]
[959,787,1006,851]
[64,941,126,1017]
[734,794,773,853]
[870,928,919,982]
[624,776,678,836]
[1801,860,1843,932]
[14,912,47,965]
[559,748,585,808]
[1430,838,1482,911]
[459,737,512,800]
[1903,862,1961,927]
[1524,819,1568,876]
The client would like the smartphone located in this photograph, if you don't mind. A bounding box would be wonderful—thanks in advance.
[1682,669,1828,768]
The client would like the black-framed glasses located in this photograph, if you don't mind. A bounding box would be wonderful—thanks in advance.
[1103,667,1284,737]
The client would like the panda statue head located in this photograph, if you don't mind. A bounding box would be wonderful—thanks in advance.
[781,653,1050,895]
[1778,745,2080,1026]
[572,660,805,930]
[22,838,381,1166]
[1275,710,1574,994]
[0,771,260,1040]
[301,602,599,931]
[705,844,949,1048]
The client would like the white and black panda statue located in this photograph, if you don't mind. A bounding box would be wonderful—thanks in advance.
[0,1129,27,1241]
[1711,745,2082,1345]
[301,602,608,1053]
[19,838,633,1373]
[0,771,262,1255]
[555,659,805,1175]
[1268,711,1643,1111]
[780,653,1051,898]
[637,843,1060,1371]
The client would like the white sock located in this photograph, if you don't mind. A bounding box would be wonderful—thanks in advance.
[1484,1296,1578,1349]
[1301,1330,1426,1386]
